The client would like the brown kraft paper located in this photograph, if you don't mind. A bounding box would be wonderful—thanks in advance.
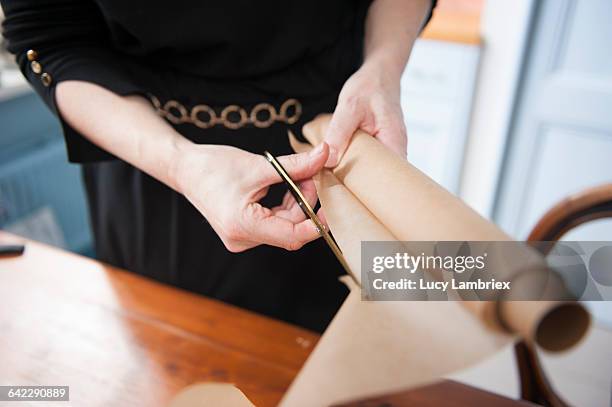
[279,116,590,406]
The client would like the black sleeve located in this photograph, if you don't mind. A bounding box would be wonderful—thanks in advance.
[1,0,147,162]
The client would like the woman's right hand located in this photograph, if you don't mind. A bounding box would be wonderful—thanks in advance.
[54,82,327,253]
[173,142,329,253]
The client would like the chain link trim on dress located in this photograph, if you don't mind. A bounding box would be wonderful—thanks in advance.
[149,95,302,130]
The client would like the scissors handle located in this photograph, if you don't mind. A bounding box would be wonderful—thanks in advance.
[263,151,324,233]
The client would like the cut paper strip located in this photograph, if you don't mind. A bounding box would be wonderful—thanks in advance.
[280,278,511,407]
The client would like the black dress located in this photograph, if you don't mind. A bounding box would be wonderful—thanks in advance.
[1,0,435,332]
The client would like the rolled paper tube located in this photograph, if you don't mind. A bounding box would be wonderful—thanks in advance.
[282,128,588,406]
[300,115,590,350]
[302,116,512,242]
[499,271,591,351]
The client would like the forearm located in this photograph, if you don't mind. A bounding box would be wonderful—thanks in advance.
[55,81,192,192]
[363,0,432,81]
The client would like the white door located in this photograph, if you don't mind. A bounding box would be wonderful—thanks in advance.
[494,0,612,325]
[495,0,612,238]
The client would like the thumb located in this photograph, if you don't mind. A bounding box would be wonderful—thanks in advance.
[261,142,329,186]
[324,108,360,168]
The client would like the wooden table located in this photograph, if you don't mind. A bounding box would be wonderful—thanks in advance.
[0,231,537,407]
[0,232,318,406]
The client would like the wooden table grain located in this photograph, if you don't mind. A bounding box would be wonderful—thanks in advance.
[0,232,318,407]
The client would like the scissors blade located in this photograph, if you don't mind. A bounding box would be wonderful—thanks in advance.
[263,151,359,286]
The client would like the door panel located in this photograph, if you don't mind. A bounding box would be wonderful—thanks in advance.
[495,0,612,238]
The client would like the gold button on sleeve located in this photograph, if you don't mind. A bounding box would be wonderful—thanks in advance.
[30,61,42,74]
[40,73,52,87]
[26,49,38,61]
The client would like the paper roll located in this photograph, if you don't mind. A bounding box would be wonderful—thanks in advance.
[280,117,590,406]
[299,115,590,350]
[283,131,512,406]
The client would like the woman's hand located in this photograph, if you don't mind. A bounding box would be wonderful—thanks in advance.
[55,82,327,253]
[324,60,407,167]
[323,0,433,167]
[174,142,329,253]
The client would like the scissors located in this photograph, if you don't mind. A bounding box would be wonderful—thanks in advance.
[263,151,359,285]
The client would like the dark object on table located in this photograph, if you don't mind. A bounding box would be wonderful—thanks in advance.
[0,244,25,257]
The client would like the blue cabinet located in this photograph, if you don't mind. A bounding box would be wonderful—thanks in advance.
[0,90,93,255]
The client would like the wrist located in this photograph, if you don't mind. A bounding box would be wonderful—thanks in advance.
[168,136,198,195]
[361,48,406,86]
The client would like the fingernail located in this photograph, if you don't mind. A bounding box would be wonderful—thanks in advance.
[309,143,324,157]
[325,146,338,167]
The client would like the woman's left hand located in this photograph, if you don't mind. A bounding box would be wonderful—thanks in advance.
[324,60,407,167]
